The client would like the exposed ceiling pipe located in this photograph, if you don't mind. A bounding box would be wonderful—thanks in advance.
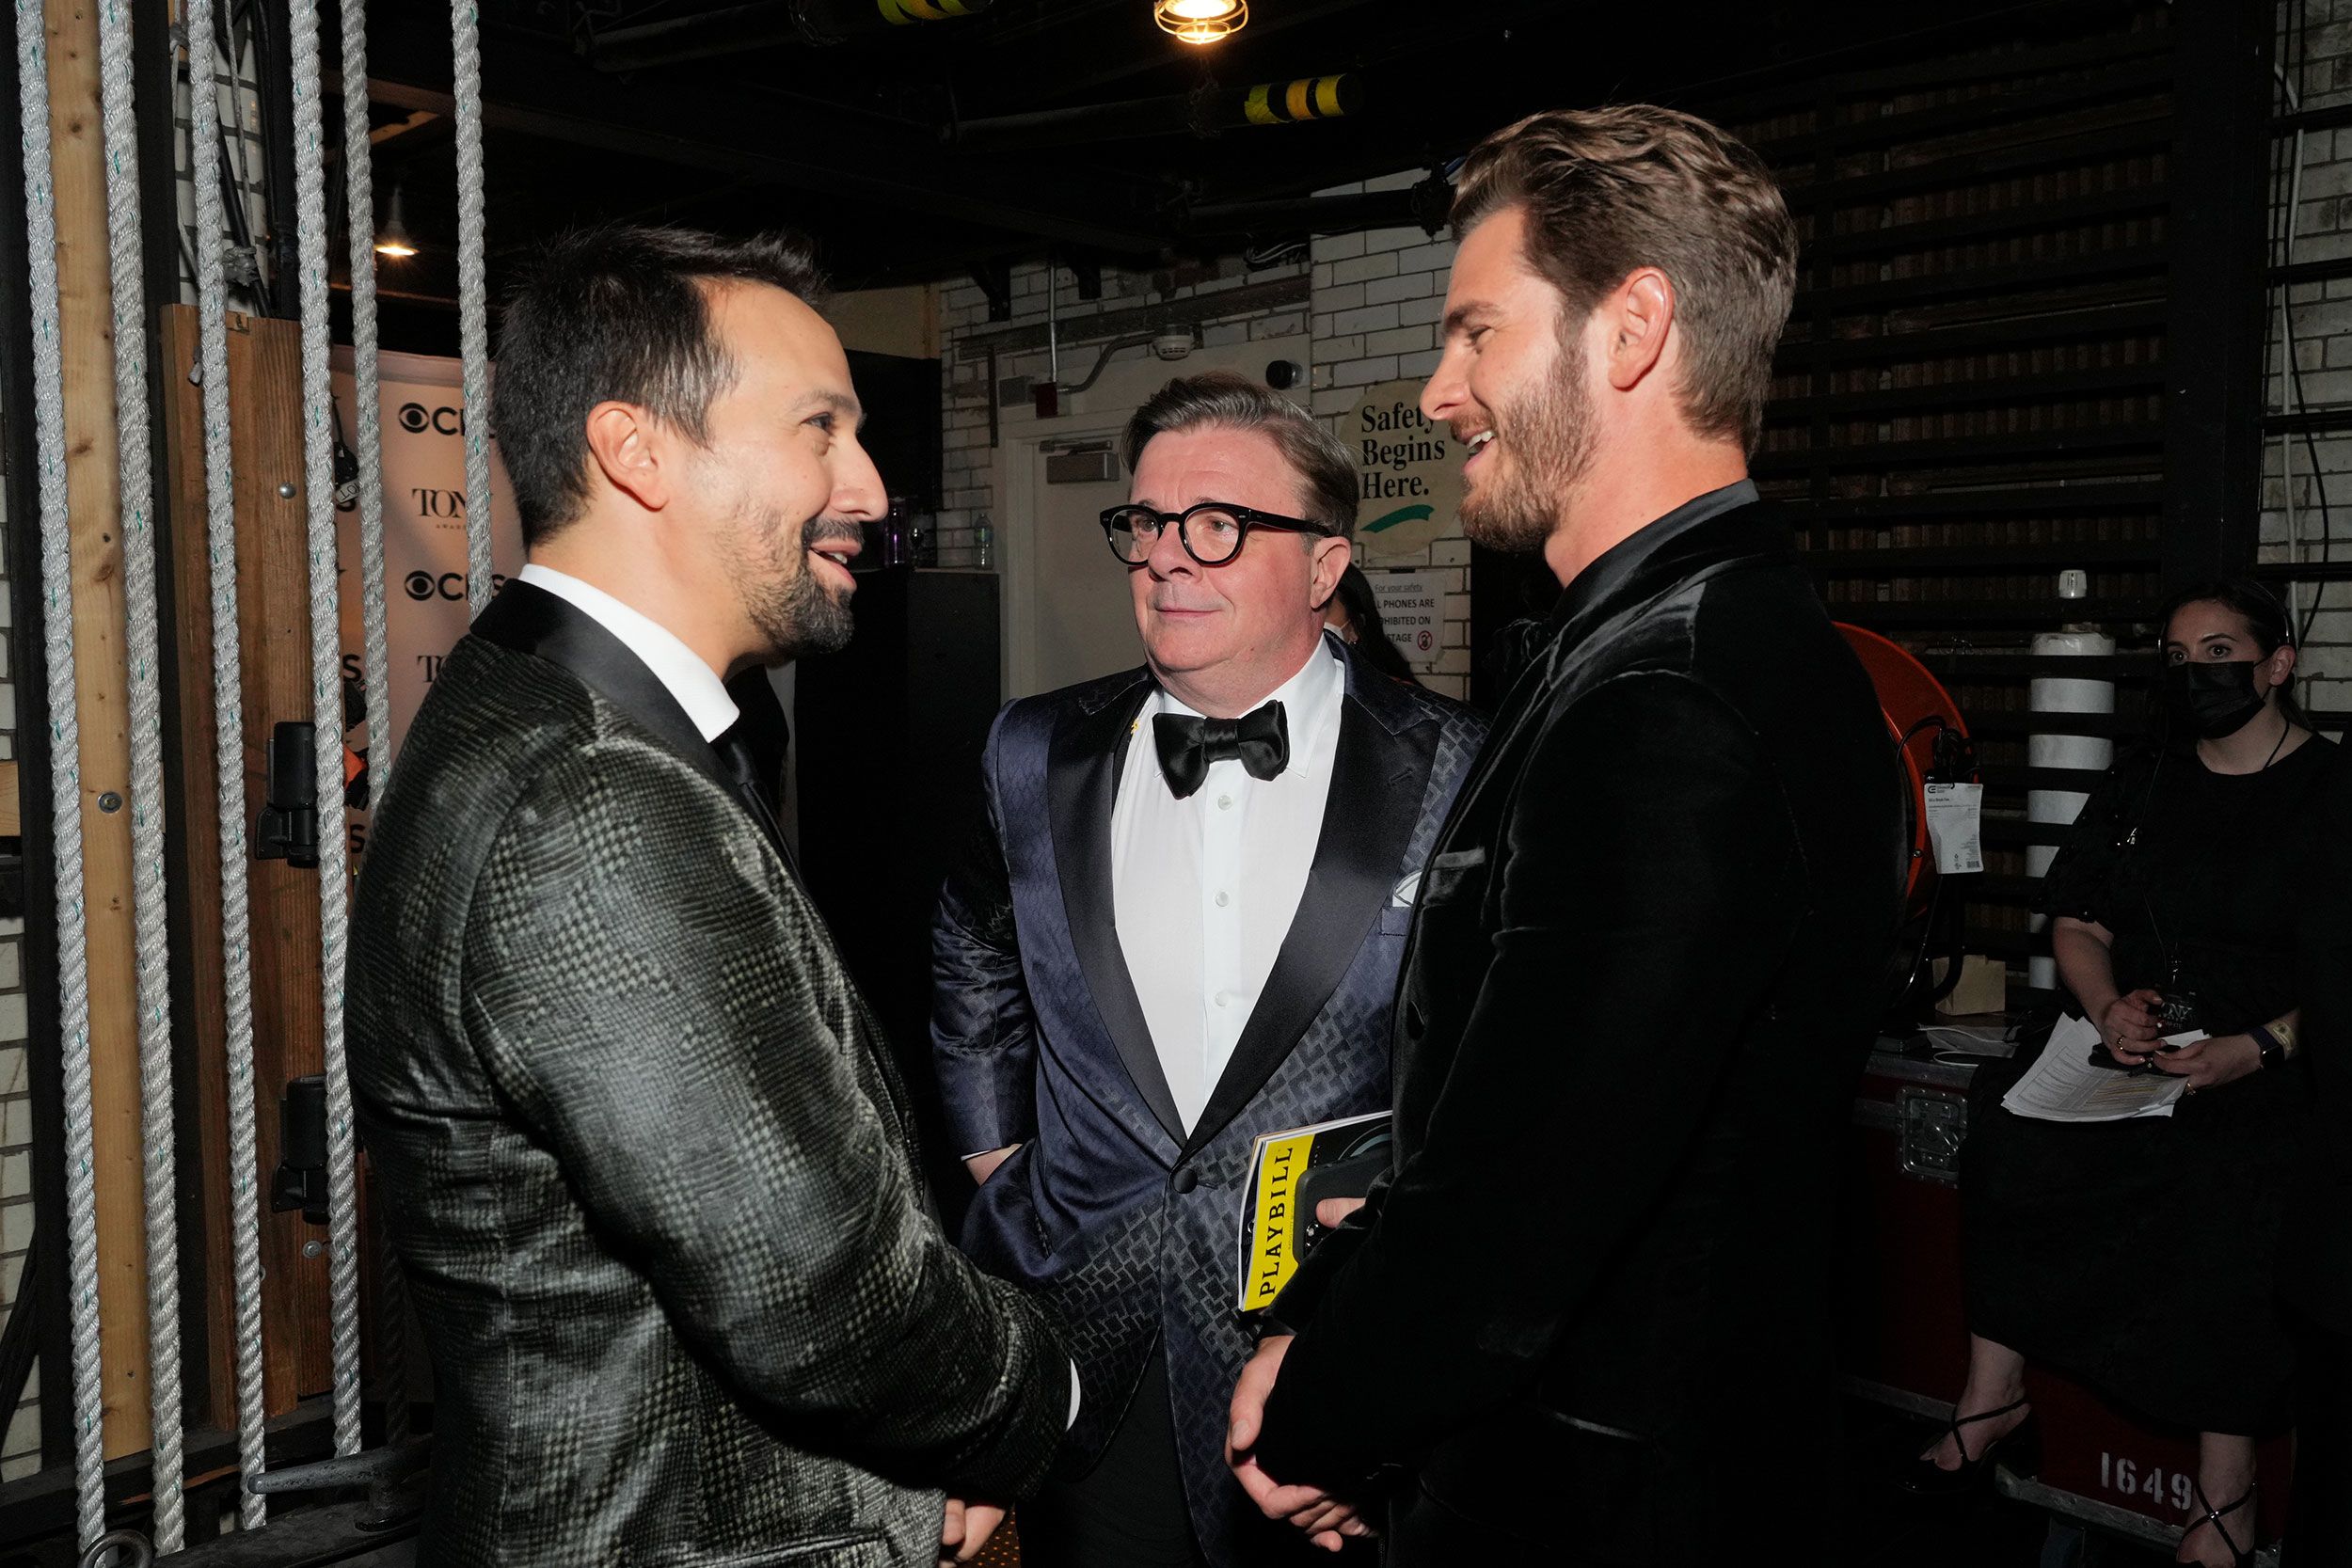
[584,0,996,73]
[946,74,1359,152]
[1184,172,1451,241]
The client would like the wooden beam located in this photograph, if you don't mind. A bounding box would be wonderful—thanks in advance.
[43,0,151,1460]
[156,306,336,1427]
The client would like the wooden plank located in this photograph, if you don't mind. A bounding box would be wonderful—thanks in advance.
[44,0,151,1461]
[155,304,336,1427]
[0,762,19,837]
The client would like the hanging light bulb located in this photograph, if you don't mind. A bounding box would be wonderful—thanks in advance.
[1153,0,1246,45]
[373,182,419,260]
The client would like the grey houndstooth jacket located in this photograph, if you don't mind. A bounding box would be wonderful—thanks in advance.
[349,581,1068,1568]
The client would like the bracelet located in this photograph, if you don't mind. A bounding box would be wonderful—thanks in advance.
[2250,1024,2285,1071]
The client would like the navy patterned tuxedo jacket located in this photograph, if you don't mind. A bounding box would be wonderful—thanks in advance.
[930,634,1485,1564]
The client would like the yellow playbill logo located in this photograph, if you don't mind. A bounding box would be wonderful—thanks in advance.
[1233,1110,1389,1314]
[1243,1131,1317,1310]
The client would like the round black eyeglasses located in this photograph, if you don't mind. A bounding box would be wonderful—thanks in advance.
[1100,501,1337,566]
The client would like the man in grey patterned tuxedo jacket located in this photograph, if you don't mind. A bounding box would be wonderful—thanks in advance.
[932,373,1486,1566]
[349,227,1069,1568]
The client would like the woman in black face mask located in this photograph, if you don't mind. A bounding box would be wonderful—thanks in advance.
[1905,581,2334,1568]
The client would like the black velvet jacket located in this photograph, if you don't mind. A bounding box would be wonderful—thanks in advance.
[1253,487,1906,1564]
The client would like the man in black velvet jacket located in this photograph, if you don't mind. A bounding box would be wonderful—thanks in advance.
[1224,106,1906,1564]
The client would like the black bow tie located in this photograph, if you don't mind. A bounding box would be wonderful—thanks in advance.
[1152,701,1289,800]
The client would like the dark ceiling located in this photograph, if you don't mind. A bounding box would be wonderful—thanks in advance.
[326,0,2091,324]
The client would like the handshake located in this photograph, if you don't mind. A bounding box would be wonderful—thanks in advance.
[1222,1196,1378,1555]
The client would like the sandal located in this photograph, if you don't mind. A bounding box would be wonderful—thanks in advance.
[2178,1479,2255,1568]
[1896,1397,2037,1497]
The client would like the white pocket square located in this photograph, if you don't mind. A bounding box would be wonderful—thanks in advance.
[1391,871,1422,908]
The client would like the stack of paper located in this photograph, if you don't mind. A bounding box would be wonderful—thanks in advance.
[2001,1012,2196,1123]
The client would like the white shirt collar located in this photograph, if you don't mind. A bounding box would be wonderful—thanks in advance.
[516,562,740,742]
[1151,633,1347,772]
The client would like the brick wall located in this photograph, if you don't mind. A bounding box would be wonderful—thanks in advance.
[932,252,1312,568]
[1303,172,1466,699]
[2268,0,2352,714]
[931,166,1470,699]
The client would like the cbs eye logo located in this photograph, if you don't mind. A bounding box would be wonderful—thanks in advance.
[397,403,466,436]
[405,571,504,602]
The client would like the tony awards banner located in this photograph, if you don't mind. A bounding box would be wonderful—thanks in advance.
[332,347,523,857]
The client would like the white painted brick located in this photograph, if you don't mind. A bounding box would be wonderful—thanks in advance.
[0,1153,25,1204]
[1396,348,1443,378]
[0,995,25,1048]
[1310,387,1358,417]
[1331,253,1399,287]
[1363,325,1434,356]
[1359,226,1425,254]
[1202,321,1250,348]
[1398,295,1446,327]
[1313,230,1367,261]
[1318,282,1367,313]
[0,1451,36,1483]
[1363,273,1433,306]
[1334,356,1400,388]
[1251,311,1308,340]
[1332,303,1401,336]
[1431,538,1470,565]
[1318,335,1365,362]
[1394,240,1456,276]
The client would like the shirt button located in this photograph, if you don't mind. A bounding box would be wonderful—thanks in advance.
[1215,890,1230,908]
[1214,991,1231,1008]
[1216,794,1233,811]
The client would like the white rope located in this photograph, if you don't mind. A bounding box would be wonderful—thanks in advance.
[12,1,105,1552]
[341,0,413,1449]
[341,0,391,811]
[452,0,493,615]
[182,0,267,1528]
[283,0,363,1459]
[92,0,185,1545]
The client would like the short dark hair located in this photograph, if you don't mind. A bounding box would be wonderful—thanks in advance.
[1451,104,1797,455]
[492,226,825,547]
[1120,372,1359,538]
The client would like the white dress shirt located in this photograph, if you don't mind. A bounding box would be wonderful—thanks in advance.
[516,563,739,742]
[1112,637,1347,1132]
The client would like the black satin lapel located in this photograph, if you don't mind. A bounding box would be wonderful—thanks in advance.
[1047,682,1187,1145]
[469,580,731,793]
[1184,700,1432,1156]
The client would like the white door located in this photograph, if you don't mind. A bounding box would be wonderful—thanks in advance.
[1000,334,1311,699]
[1027,451,1143,693]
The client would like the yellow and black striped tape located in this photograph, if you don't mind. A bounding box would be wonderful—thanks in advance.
[879,0,977,23]
[1242,75,1354,126]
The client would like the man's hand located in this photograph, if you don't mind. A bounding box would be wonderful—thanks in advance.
[1315,1196,1366,1228]
[1226,1335,1375,1552]
[939,1498,1006,1563]
[962,1145,1020,1185]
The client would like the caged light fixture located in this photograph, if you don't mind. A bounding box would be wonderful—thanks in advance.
[1154,0,1248,45]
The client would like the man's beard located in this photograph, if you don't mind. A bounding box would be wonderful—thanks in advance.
[725,501,858,661]
[1458,327,1597,555]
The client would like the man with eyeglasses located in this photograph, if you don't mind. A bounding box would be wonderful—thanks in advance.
[930,371,1485,1566]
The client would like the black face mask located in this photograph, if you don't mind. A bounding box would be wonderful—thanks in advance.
[2161,659,2268,740]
